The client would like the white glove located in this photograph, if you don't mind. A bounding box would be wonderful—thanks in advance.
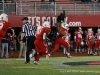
[48,54,51,57]
[48,42,52,46]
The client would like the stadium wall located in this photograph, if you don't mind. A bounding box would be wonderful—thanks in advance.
[9,15,100,27]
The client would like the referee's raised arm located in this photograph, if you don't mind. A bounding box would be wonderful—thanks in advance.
[20,17,36,64]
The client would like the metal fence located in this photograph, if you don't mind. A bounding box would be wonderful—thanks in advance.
[0,1,100,15]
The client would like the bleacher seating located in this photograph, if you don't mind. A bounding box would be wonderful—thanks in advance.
[16,0,73,4]
[14,0,99,15]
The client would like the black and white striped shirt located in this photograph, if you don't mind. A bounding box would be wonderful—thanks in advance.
[22,22,36,37]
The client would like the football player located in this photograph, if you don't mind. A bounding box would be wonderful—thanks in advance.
[94,29,100,55]
[86,28,94,55]
[0,13,12,42]
[34,21,51,64]
[62,27,71,56]
[49,23,72,58]
[74,27,83,53]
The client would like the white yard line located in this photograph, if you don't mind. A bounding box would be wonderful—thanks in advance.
[59,70,100,73]
[11,66,100,73]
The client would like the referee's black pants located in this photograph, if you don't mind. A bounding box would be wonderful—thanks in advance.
[25,36,36,63]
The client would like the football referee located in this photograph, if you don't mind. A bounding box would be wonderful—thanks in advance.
[20,17,36,64]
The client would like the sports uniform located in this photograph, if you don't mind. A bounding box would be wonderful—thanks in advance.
[50,23,71,58]
[34,21,51,64]
[86,28,94,55]
[74,27,83,53]
[0,13,12,42]
[94,29,100,55]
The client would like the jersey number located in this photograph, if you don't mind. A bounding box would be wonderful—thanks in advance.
[0,23,3,30]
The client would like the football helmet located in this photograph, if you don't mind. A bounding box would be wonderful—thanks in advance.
[88,28,92,33]
[78,27,82,31]
[0,13,8,22]
[61,23,69,30]
[37,25,43,30]
[97,29,100,33]
[42,21,50,28]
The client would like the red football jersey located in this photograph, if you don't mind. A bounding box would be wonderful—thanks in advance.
[87,33,94,40]
[95,33,100,40]
[36,27,51,40]
[58,27,67,36]
[75,31,83,39]
[0,21,12,42]
[63,33,71,42]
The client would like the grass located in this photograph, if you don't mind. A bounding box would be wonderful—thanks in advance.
[0,56,100,75]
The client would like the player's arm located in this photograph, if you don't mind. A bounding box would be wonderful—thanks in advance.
[43,32,47,44]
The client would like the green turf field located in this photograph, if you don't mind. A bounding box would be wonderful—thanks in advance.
[0,56,100,75]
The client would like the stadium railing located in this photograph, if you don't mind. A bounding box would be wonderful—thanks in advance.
[0,1,100,15]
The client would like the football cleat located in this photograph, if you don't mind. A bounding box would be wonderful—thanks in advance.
[67,55,73,58]
[34,61,39,65]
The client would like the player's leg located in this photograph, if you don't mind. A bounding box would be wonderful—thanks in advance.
[45,45,49,61]
[63,47,66,55]
[78,39,82,53]
[58,37,72,58]
[75,39,78,53]
[94,41,98,55]
[34,40,47,64]
[90,40,94,55]
[50,43,60,55]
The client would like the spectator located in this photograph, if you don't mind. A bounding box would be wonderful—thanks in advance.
[12,29,17,51]
[1,27,13,58]
[18,31,26,58]
[8,31,14,57]
[1,32,9,58]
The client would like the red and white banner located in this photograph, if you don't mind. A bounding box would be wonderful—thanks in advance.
[8,15,100,27]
